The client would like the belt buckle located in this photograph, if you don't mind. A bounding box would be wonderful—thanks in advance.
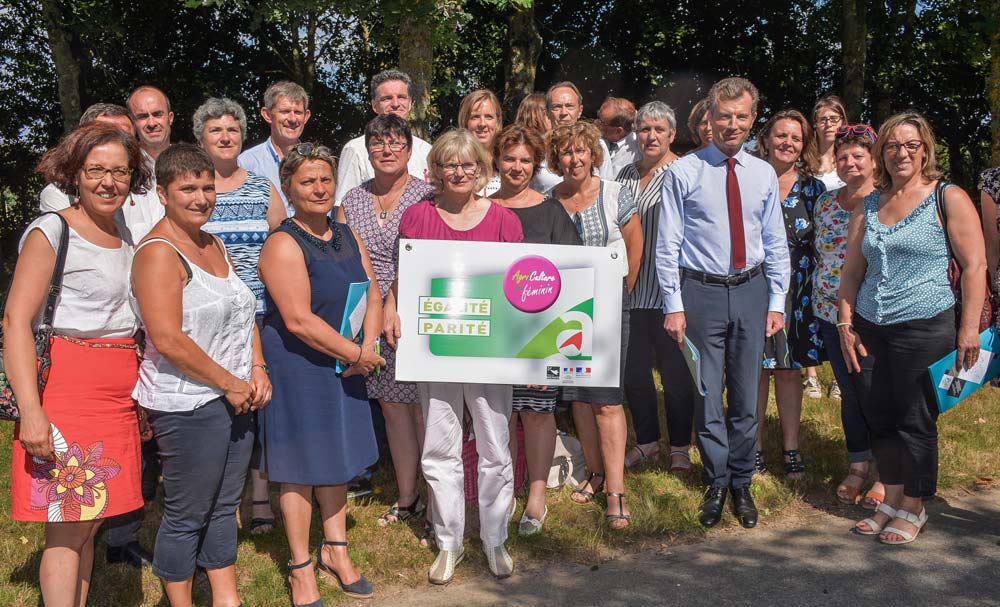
[725,273,740,286]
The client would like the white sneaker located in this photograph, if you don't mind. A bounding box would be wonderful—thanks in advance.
[803,375,822,398]
[484,543,513,578]
[829,380,842,401]
[428,547,464,585]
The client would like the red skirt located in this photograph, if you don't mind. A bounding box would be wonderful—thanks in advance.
[11,336,143,522]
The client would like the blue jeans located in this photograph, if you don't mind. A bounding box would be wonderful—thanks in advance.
[817,319,873,463]
[146,397,254,581]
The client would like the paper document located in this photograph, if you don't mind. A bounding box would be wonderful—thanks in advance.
[682,336,709,396]
[928,326,1000,413]
[335,280,370,374]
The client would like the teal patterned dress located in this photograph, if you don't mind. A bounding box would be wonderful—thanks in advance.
[762,175,826,369]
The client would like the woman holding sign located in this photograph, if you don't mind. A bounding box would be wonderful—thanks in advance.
[384,129,523,584]
[492,124,581,536]
[838,113,986,545]
[258,143,384,602]
[546,121,643,531]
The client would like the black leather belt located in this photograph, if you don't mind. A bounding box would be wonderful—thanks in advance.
[681,265,763,286]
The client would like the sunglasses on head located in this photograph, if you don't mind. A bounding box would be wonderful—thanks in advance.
[835,124,876,143]
[292,142,333,158]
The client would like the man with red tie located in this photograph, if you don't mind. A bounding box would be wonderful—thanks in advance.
[655,77,790,529]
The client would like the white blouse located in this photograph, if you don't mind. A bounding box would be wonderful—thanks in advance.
[18,213,138,338]
[131,237,256,412]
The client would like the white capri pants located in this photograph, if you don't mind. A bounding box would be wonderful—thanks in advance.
[418,382,514,551]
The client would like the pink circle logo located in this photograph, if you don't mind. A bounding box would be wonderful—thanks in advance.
[503,255,561,313]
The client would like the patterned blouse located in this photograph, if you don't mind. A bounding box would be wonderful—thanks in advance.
[981,167,1000,229]
[617,161,672,310]
[341,177,435,298]
[811,188,851,324]
[203,171,272,314]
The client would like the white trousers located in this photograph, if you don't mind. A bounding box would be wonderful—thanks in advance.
[418,382,514,550]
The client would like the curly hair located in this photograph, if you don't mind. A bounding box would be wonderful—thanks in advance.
[36,121,153,194]
[493,124,545,174]
[546,121,603,178]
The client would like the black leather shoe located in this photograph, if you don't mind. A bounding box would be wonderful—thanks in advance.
[106,541,153,569]
[699,486,728,527]
[731,486,759,529]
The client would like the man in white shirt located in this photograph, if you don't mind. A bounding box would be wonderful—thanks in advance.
[532,81,614,192]
[598,96,641,179]
[335,69,432,204]
[126,85,174,161]
[39,102,164,241]
[238,81,312,215]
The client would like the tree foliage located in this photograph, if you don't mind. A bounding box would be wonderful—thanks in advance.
[0,0,996,267]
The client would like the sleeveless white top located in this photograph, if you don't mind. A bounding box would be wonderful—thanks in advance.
[131,237,256,412]
[18,213,138,338]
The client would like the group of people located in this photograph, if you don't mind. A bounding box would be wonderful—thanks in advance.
[2,66,992,607]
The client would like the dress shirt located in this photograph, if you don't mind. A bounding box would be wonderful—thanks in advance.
[39,150,164,241]
[529,139,615,194]
[606,131,641,179]
[238,137,292,216]
[335,134,432,204]
[655,142,790,314]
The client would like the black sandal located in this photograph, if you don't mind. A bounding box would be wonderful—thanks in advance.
[377,496,425,527]
[605,492,631,530]
[571,471,605,504]
[287,558,324,607]
[419,519,436,548]
[316,540,374,599]
[783,449,806,477]
[754,450,767,476]
[249,499,276,535]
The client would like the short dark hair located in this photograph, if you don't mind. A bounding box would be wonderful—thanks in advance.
[36,122,152,194]
[80,103,132,126]
[364,114,413,150]
[155,143,214,189]
[278,143,337,194]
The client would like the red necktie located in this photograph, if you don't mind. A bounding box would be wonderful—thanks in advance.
[726,157,747,270]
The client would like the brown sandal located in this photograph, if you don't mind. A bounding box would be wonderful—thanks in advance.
[836,467,869,505]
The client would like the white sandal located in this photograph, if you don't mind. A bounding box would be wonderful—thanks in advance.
[853,502,897,535]
[879,508,928,545]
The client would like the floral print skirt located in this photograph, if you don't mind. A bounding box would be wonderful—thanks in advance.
[762,246,824,370]
[11,336,142,522]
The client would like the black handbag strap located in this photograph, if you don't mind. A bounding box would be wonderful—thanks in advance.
[0,212,70,335]
[37,212,71,332]
[934,180,954,258]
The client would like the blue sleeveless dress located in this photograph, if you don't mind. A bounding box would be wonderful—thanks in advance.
[258,219,378,485]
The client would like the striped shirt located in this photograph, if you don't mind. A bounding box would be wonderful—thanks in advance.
[203,171,272,315]
[617,161,672,309]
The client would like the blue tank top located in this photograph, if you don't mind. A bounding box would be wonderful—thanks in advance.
[856,188,954,324]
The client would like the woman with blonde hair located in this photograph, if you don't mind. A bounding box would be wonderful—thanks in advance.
[383,129,523,584]
[753,109,825,479]
[459,89,503,197]
[840,112,986,544]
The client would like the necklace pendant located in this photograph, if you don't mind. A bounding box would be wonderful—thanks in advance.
[379,210,387,220]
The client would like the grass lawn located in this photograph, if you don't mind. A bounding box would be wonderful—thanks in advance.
[1,365,997,606]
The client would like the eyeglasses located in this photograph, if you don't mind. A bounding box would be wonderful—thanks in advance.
[883,141,924,155]
[292,142,333,157]
[835,124,876,144]
[82,165,132,183]
[368,140,407,152]
[816,115,844,126]
[437,162,479,175]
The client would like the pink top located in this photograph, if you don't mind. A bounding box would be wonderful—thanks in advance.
[399,199,524,243]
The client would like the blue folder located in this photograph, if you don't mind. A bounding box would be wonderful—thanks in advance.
[928,326,1000,413]
[335,280,370,374]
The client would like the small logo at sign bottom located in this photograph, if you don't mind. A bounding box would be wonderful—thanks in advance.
[546,366,561,380]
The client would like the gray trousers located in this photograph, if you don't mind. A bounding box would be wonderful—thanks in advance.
[681,271,768,488]
[146,397,254,581]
